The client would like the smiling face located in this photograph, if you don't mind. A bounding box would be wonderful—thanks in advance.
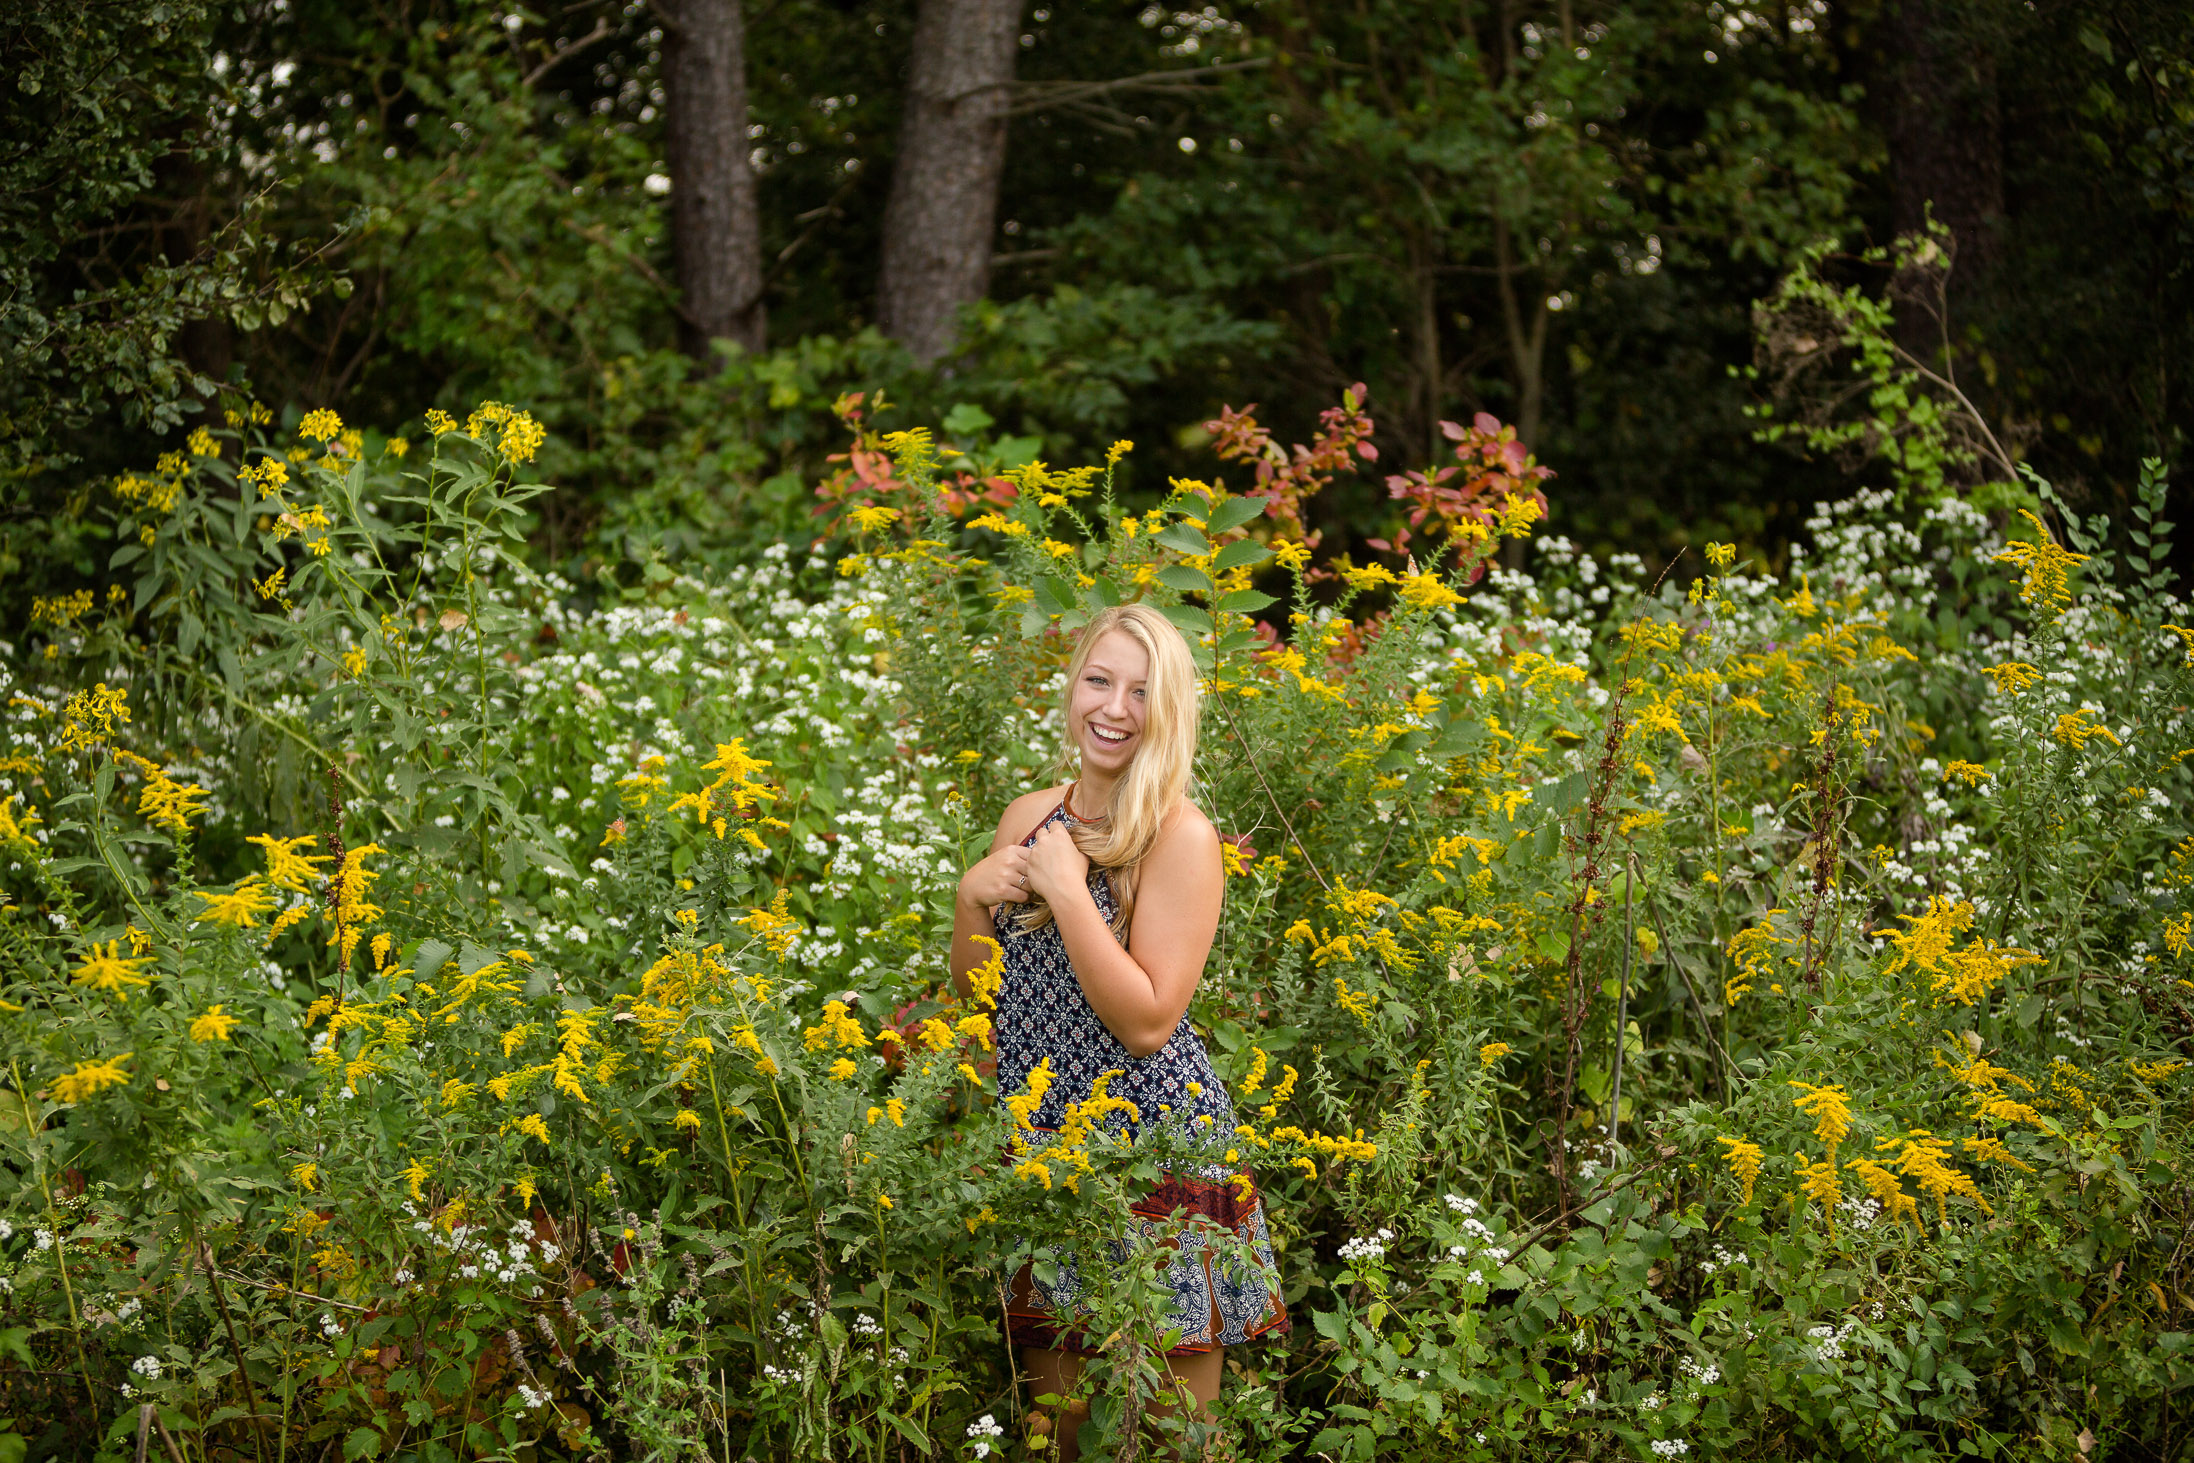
[1068,629,1152,780]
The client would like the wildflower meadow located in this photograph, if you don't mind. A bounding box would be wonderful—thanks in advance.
[4,260,2193,1463]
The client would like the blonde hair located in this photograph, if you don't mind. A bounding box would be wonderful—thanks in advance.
[1017,604,1200,936]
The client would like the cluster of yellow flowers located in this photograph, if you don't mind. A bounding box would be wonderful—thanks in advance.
[1878,896,2042,1006]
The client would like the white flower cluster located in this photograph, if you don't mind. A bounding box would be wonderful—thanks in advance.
[1337,1228,1394,1264]
[1651,1440,1691,1457]
[1698,1243,1749,1275]
[131,1354,162,1379]
[1680,1356,1721,1389]
[1806,1321,1858,1363]
[517,1384,552,1412]
[965,1412,1005,1458]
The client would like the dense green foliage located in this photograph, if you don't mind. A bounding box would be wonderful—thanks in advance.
[3,275,2194,1456]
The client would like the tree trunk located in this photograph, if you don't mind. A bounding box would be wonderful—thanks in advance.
[877,0,1024,364]
[1882,0,2003,356]
[657,0,765,357]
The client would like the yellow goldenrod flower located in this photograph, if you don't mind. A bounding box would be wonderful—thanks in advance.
[52,1053,134,1103]
[1793,1153,1842,1234]
[248,833,329,892]
[291,1160,319,1192]
[188,1005,238,1042]
[299,408,343,442]
[1992,510,2087,616]
[1981,660,2041,695]
[193,879,278,928]
[513,1114,553,1144]
[401,1160,429,1201]
[2052,709,2121,751]
[1877,1130,1991,1222]
[1787,1081,1853,1159]
[1479,1042,1512,1066]
[674,1109,703,1131]
[73,940,154,999]
[1716,1135,1764,1205]
[440,1079,475,1108]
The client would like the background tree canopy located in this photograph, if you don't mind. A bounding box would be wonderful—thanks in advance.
[4,0,2190,591]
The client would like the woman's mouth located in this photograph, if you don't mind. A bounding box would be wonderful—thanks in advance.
[1089,724,1131,746]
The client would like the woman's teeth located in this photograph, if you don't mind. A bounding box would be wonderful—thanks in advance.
[1090,725,1129,744]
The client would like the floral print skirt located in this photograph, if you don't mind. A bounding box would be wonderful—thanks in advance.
[1005,1163,1290,1357]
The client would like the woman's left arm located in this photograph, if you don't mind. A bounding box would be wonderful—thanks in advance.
[1025,806,1222,1058]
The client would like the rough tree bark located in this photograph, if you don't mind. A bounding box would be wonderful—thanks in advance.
[877,0,1025,364]
[656,0,765,357]
[1881,0,2003,355]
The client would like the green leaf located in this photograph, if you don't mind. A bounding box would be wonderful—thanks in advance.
[1155,523,1210,556]
[1207,496,1266,533]
[1211,538,1273,573]
[1214,589,1277,618]
[882,1412,932,1451]
[1157,564,1214,595]
[1312,1307,1348,1343]
[343,1427,384,1460]
[412,939,454,980]
[1533,770,1591,813]
[1157,604,1211,638]
[1032,576,1072,615]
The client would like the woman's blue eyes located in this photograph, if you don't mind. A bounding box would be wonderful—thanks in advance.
[1085,677,1145,697]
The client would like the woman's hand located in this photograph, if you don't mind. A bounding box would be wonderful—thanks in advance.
[1025,822,1091,908]
[959,841,1034,909]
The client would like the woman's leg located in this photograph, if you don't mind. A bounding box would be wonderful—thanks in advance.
[1147,1347,1225,1455]
[1021,1346,1089,1461]
[1022,1344,1226,1461]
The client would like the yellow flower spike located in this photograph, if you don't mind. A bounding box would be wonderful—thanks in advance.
[1992,510,2088,616]
[1793,1153,1842,1235]
[1981,660,2042,696]
[1479,1042,1512,1066]
[515,1175,538,1207]
[674,1110,703,1132]
[193,880,278,929]
[1787,1082,1853,1160]
[400,1160,429,1201]
[440,1079,475,1108]
[878,1194,894,1210]
[866,1106,884,1126]
[964,934,1005,1010]
[299,408,343,442]
[1715,1135,1764,1205]
[513,1113,553,1145]
[188,1005,238,1042]
[829,1058,859,1081]
[290,1160,319,1192]
[72,940,155,1000]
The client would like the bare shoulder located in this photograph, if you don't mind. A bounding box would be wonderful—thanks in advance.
[990,782,1073,851]
[1151,798,1221,864]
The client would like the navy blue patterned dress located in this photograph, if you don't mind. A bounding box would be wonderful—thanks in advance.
[994,797,1289,1356]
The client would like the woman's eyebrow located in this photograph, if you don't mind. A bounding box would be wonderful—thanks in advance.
[1081,660,1146,685]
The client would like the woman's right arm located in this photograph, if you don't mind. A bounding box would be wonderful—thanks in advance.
[948,797,1037,997]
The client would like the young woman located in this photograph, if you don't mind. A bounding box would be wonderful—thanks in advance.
[949,604,1288,1459]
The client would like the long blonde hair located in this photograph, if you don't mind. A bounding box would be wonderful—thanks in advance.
[1017,604,1200,936]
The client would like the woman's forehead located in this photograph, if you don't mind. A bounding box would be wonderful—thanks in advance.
[1082,629,1148,678]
